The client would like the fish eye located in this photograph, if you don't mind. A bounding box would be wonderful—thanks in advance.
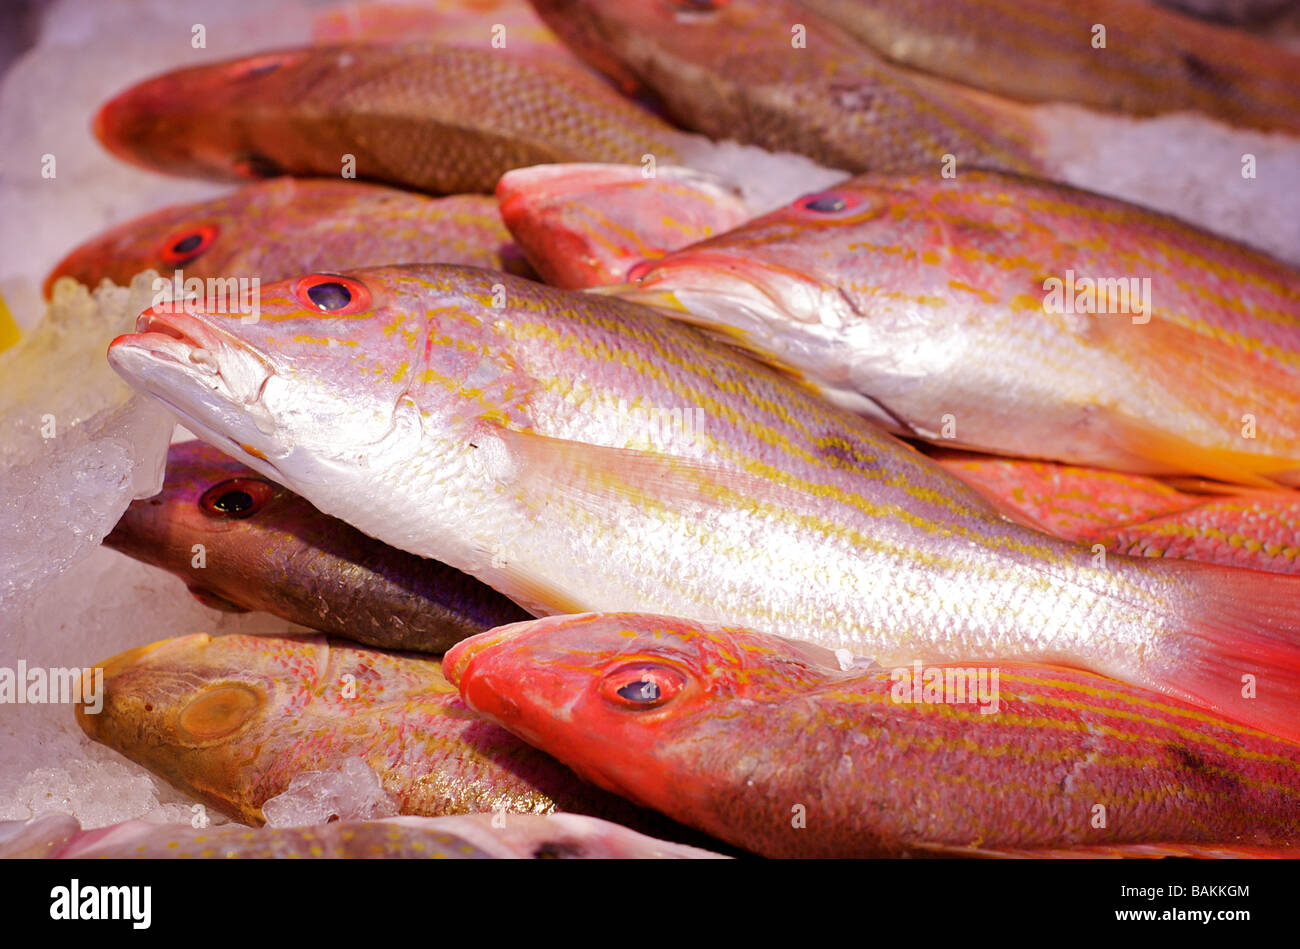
[598,662,688,710]
[293,274,373,315]
[199,478,274,518]
[159,224,218,265]
[797,191,862,215]
[179,684,261,741]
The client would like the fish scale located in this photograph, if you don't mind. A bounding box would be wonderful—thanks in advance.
[615,168,1300,485]
[529,0,1050,175]
[797,0,1300,133]
[446,614,1300,858]
[107,264,1300,741]
[94,44,686,194]
[77,632,695,842]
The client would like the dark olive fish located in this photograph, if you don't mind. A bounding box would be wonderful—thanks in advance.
[104,440,530,652]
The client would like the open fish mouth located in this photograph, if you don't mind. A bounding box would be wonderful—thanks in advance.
[129,309,228,375]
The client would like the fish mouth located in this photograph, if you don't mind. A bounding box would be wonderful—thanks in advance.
[108,307,278,470]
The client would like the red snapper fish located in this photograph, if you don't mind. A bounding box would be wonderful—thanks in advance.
[447,613,1300,858]
[496,163,751,288]
[612,169,1300,487]
[45,179,533,298]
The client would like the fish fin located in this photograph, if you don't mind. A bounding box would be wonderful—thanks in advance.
[187,585,250,613]
[1101,412,1297,488]
[1148,560,1300,744]
[488,424,782,513]
[910,841,1299,859]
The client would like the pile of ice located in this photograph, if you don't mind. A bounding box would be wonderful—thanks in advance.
[262,757,401,827]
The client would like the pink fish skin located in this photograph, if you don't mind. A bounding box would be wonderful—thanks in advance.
[931,451,1201,541]
[447,613,1300,858]
[104,264,1300,743]
[92,44,686,194]
[1099,492,1300,575]
[496,163,751,288]
[76,632,702,845]
[615,168,1300,487]
[45,178,532,298]
[103,440,530,651]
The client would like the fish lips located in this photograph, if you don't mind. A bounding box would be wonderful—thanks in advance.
[108,306,275,456]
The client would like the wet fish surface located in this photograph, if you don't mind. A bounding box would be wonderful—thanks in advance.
[529,0,1051,175]
[497,163,751,288]
[106,264,1300,740]
[94,44,686,194]
[45,179,534,297]
[796,0,1300,133]
[104,440,531,651]
[615,169,1300,486]
[447,613,1300,858]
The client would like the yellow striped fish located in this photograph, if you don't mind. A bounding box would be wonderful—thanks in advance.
[106,265,1300,741]
[612,169,1300,487]
[447,613,1300,858]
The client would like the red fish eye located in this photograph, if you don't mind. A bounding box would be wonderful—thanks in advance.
[231,151,283,179]
[199,478,274,519]
[292,274,372,315]
[797,191,859,215]
[160,224,218,265]
[599,663,688,710]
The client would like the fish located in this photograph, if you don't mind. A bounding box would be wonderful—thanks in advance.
[311,0,595,75]
[496,163,751,288]
[796,0,1300,134]
[103,440,531,652]
[93,44,686,195]
[1099,491,1300,576]
[0,812,725,859]
[931,452,1202,541]
[44,179,534,298]
[935,451,1300,576]
[528,0,1051,176]
[610,168,1300,486]
[76,632,697,839]
[446,613,1300,858]
[106,263,1300,740]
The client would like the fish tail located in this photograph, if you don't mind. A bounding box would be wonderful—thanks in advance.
[1152,561,1300,744]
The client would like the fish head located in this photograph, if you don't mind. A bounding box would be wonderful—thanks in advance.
[76,633,330,822]
[106,267,445,496]
[602,181,922,363]
[108,264,548,554]
[102,440,294,598]
[496,162,750,288]
[445,613,839,806]
[43,196,236,299]
[94,49,321,182]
